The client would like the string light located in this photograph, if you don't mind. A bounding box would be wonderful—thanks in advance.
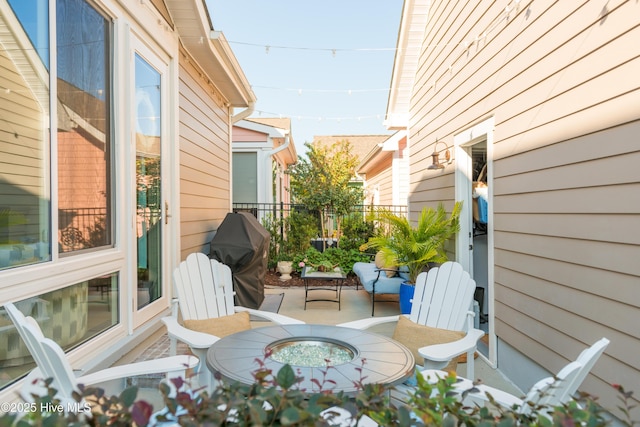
[228,40,399,54]
[251,109,389,123]
[225,0,527,64]
[251,85,390,94]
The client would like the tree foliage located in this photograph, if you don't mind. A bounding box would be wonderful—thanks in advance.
[362,202,462,284]
[286,140,364,245]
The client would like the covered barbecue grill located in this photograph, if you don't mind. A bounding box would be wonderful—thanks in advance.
[209,212,269,309]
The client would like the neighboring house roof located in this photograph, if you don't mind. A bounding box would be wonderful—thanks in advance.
[247,117,291,131]
[384,0,430,130]
[165,0,256,108]
[312,135,390,165]
[245,117,297,164]
[357,131,406,174]
[235,118,297,165]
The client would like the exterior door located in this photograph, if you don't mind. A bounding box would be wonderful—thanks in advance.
[454,117,495,365]
[132,45,167,321]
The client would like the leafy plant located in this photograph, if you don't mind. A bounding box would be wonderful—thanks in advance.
[263,210,319,269]
[293,247,370,275]
[340,213,375,251]
[362,202,462,284]
[4,367,636,426]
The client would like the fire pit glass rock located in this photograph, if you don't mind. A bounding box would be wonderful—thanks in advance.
[268,338,356,367]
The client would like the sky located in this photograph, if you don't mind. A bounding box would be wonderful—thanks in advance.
[206,0,404,155]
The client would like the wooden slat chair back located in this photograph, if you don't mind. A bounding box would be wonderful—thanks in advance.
[339,262,484,379]
[173,252,236,321]
[5,302,77,400]
[5,302,198,405]
[420,338,610,417]
[409,262,476,332]
[563,337,609,402]
[519,361,583,414]
[164,252,304,391]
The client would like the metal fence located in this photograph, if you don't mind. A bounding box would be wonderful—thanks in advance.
[232,202,407,240]
[58,207,109,252]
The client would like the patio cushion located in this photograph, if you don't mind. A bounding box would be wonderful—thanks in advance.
[392,315,464,371]
[183,311,251,338]
[352,262,405,294]
[375,251,397,277]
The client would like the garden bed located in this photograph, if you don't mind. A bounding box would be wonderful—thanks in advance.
[264,269,359,288]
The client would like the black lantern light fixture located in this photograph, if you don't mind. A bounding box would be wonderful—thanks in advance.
[427,140,451,170]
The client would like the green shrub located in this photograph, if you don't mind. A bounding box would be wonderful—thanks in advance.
[293,247,370,275]
[340,213,375,251]
[3,367,635,427]
[263,210,318,268]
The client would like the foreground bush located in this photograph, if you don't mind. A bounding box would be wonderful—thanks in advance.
[1,364,636,427]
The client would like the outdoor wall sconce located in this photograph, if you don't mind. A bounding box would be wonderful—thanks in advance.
[427,140,451,169]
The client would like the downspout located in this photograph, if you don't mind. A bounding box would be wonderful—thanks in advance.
[266,131,291,156]
[232,101,255,124]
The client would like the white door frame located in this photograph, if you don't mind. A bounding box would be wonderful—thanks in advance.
[454,116,496,367]
[129,35,174,329]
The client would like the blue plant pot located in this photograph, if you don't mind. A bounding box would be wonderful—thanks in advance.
[399,282,415,314]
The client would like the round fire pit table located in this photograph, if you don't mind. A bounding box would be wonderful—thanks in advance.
[206,324,415,394]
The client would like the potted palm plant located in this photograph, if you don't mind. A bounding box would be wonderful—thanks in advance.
[362,202,462,313]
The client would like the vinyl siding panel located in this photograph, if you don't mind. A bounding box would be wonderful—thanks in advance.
[401,0,640,414]
[367,167,393,206]
[178,50,231,258]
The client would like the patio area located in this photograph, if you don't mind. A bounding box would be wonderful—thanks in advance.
[126,282,522,401]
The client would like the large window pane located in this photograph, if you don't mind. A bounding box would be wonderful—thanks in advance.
[233,152,258,203]
[57,0,112,253]
[1,1,50,270]
[0,274,120,389]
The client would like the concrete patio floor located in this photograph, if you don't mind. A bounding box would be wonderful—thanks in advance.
[129,282,523,400]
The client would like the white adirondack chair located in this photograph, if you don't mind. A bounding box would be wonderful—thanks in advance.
[338,261,484,379]
[162,252,305,389]
[4,302,198,406]
[421,337,610,416]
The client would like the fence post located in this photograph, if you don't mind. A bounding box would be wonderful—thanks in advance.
[279,201,284,244]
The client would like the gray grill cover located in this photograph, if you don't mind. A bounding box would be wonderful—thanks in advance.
[209,212,269,309]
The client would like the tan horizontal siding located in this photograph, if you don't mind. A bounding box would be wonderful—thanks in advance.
[495,231,639,276]
[402,0,640,413]
[495,121,639,176]
[368,167,394,206]
[494,213,640,245]
[495,152,640,194]
[180,151,229,181]
[496,267,639,340]
[178,52,231,259]
[494,250,639,305]
[494,183,640,214]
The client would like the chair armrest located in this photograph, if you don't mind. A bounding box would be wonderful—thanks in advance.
[161,316,219,349]
[234,307,305,325]
[418,328,485,362]
[170,297,180,317]
[419,369,475,389]
[337,314,401,330]
[78,355,199,386]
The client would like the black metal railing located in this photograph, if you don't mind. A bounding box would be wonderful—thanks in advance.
[233,202,407,241]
